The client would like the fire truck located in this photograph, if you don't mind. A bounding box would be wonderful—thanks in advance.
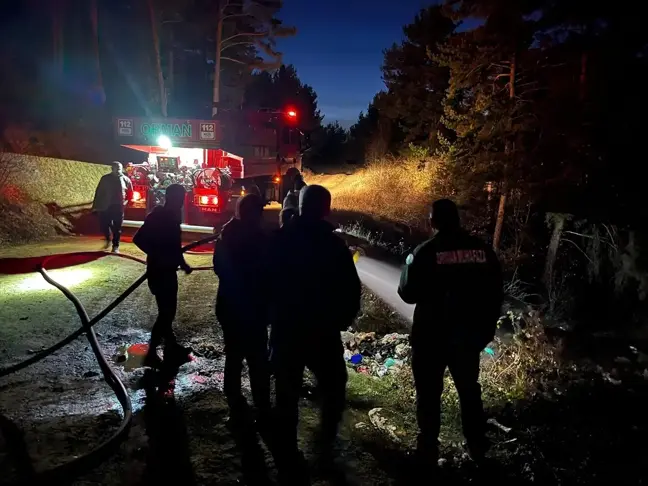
[115,108,304,225]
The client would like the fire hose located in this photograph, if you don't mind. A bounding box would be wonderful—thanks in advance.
[0,234,219,486]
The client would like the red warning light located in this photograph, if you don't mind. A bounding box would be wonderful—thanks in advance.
[287,110,297,118]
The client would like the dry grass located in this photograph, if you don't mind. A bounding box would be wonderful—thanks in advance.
[3,153,108,207]
[0,154,109,246]
[306,156,447,230]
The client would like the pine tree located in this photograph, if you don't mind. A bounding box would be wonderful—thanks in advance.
[381,5,456,149]
[437,0,540,249]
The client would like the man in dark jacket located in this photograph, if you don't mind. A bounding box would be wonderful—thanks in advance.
[271,185,361,478]
[133,184,193,369]
[398,199,502,463]
[92,161,133,253]
[213,194,272,426]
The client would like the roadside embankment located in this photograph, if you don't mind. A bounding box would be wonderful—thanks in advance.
[0,153,108,247]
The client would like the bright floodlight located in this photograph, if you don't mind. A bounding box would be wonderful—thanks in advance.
[157,135,172,150]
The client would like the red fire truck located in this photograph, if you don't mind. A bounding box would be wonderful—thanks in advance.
[115,108,304,225]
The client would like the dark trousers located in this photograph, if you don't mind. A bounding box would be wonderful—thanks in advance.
[222,325,271,414]
[273,337,347,454]
[99,204,124,246]
[411,342,486,450]
[148,274,178,351]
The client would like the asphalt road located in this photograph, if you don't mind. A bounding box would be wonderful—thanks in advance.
[126,204,415,323]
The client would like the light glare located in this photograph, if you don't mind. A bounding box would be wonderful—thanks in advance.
[157,135,172,150]
[17,268,94,292]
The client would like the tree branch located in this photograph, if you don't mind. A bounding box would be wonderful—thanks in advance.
[221,56,248,65]
[221,31,268,44]
[221,41,256,52]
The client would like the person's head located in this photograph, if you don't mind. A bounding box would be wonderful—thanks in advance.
[429,198,461,233]
[111,161,123,175]
[236,193,263,225]
[299,184,331,220]
[247,185,261,197]
[279,207,297,227]
[164,184,186,212]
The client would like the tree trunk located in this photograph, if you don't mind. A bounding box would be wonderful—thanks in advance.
[147,0,167,117]
[493,186,507,252]
[168,27,174,110]
[544,214,566,310]
[89,0,105,103]
[493,55,516,252]
[51,0,65,76]
[212,0,223,117]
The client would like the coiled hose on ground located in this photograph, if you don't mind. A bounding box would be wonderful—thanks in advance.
[0,234,219,486]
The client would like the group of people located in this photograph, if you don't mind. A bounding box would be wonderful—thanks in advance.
[132,180,360,483]
[100,159,503,482]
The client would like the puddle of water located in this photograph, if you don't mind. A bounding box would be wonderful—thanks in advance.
[115,342,149,371]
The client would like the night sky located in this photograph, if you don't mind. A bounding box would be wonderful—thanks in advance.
[278,0,433,128]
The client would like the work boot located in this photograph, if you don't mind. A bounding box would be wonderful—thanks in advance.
[415,435,440,469]
[144,351,163,369]
[463,439,489,464]
[111,244,120,254]
[164,344,193,367]
[277,449,309,486]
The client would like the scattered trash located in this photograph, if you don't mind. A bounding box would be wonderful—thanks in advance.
[354,422,370,430]
[499,438,518,445]
[487,417,512,433]
[343,330,410,377]
[484,347,495,356]
[602,372,622,385]
[437,458,448,467]
[368,407,401,442]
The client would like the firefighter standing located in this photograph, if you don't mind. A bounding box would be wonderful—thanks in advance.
[271,185,361,481]
[133,184,193,369]
[398,199,502,463]
[213,194,272,430]
[92,161,133,253]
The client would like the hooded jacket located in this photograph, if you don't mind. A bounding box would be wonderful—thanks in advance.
[270,216,361,342]
[92,172,133,212]
[132,205,185,274]
[213,217,271,328]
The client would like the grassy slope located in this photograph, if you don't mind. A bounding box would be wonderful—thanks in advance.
[0,154,109,246]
